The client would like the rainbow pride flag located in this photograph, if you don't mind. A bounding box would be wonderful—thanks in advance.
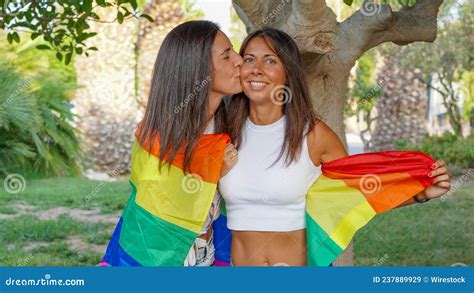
[213,151,435,266]
[101,129,229,266]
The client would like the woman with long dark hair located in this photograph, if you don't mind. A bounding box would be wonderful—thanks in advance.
[102,20,242,266]
[216,28,451,266]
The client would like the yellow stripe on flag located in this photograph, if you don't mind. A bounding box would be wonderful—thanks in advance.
[306,175,370,242]
[130,142,217,234]
[329,201,376,248]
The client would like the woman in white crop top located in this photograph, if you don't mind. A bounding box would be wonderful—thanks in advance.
[220,28,452,266]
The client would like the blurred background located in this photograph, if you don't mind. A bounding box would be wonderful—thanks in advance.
[0,0,472,266]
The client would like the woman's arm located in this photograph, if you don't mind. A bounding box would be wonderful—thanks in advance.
[307,121,451,208]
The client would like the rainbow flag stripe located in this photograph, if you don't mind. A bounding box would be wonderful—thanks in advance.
[213,151,435,266]
[101,130,229,266]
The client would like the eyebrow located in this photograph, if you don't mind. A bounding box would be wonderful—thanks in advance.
[220,48,231,55]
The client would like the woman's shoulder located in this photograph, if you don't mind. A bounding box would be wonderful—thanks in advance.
[307,119,347,164]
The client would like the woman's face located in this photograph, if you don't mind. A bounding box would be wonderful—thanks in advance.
[240,36,287,105]
[210,31,243,97]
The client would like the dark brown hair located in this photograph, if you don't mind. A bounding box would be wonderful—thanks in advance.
[138,20,226,173]
[227,27,320,166]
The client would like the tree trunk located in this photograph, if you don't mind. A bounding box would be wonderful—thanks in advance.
[369,56,428,151]
[233,0,445,266]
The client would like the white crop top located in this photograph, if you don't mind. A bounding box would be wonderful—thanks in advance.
[219,115,322,232]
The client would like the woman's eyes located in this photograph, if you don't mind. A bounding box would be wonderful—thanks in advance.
[243,57,254,63]
[243,57,276,64]
[223,56,230,60]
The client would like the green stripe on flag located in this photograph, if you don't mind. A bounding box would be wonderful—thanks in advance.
[306,212,343,266]
[119,181,197,266]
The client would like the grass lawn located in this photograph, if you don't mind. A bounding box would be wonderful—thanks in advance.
[0,177,131,266]
[0,176,472,266]
[353,181,473,266]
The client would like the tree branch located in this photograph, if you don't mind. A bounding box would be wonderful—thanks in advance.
[334,0,444,67]
[281,0,338,54]
[232,0,266,32]
[233,0,337,54]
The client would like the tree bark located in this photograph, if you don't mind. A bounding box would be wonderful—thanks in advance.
[233,0,445,266]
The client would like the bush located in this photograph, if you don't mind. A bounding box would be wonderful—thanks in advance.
[0,37,81,176]
[396,132,474,176]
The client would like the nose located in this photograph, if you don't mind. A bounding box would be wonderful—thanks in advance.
[251,61,264,76]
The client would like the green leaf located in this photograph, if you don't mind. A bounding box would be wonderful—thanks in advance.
[117,11,124,24]
[84,0,93,13]
[89,12,100,20]
[75,47,83,55]
[36,44,51,50]
[12,32,20,43]
[130,0,138,10]
[56,52,63,61]
[96,0,107,7]
[88,46,98,51]
[67,20,74,30]
[121,6,131,17]
[77,32,97,43]
[54,34,63,46]
[343,0,353,5]
[65,52,72,65]
[7,33,13,44]
[140,13,154,22]
[31,32,40,40]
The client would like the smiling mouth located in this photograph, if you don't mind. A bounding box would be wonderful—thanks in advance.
[247,81,269,91]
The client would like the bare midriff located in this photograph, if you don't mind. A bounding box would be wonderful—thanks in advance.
[231,229,307,266]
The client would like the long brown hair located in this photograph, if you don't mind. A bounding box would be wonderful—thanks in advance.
[138,20,226,173]
[227,28,320,166]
